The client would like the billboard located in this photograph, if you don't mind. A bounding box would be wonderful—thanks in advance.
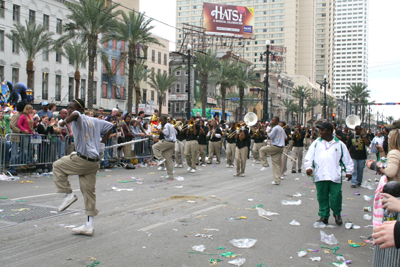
[203,2,254,38]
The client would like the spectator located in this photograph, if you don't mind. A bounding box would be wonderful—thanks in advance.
[383,127,390,155]
[371,131,385,161]
[37,102,54,119]
[121,115,135,159]
[48,103,57,116]
[8,101,27,175]
[106,108,119,158]
[17,104,37,165]
[3,107,12,134]
[0,110,11,165]
[137,110,145,121]
[36,115,54,173]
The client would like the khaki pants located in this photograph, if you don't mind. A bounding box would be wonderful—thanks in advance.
[280,146,289,177]
[304,138,310,150]
[207,141,221,163]
[291,146,303,172]
[175,140,185,165]
[184,140,199,170]
[252,142,265,161]
[152,140,175,178]
[226,143,236,166]
[260,145,284,183]
[198,144,207,165]
[287,140,294,152]
[235,146,248,174]
[53,153,100,216]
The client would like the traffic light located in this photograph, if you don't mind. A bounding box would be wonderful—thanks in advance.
[332,113,335,120]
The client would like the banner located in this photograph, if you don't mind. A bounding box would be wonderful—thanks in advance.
[203,2,254,38]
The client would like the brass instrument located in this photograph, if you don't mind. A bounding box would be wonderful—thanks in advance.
[282,124,289,129]
[181,120,195,131]
[227,123,245,138]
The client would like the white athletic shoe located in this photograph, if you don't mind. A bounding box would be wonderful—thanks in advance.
[158,158,166,166]
[271,181,280,185]
[174,164,178,168]
[178,164,183,168]
[240,174,245,177]
[261,167,270,171]
[190,169,196,173]
[253,160,256,163]
[71,224,94,236]
[157,166,164,171]
[58,194,77,212]
[201,164,206,167]
[226,164,230,168]
[233,173,240,177]
[187,167,192,171]
[280,177,285,180]
[230,164,234,168]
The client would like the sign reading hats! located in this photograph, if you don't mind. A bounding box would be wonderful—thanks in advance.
[203,3,254,38]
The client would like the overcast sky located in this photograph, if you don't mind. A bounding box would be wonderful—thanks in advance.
[139,0,400,120]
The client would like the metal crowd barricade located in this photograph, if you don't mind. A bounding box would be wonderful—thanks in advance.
[0,133,71,173]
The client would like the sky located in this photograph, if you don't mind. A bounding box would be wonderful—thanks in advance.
[139,0,400,121]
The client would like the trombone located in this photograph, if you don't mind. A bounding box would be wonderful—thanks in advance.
[227,122,246,138]
[181,119,195,131]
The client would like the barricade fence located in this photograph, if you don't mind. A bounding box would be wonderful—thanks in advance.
[0,134,154,173]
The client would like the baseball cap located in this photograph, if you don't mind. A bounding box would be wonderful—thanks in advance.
[4,107,12,112]
[316,122,333,131]
[386,119,400,130]
[42,101,49,106]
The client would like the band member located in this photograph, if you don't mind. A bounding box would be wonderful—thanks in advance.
[259,116,287,185]
[279,121,292,178]
[184,116,200,173]
[225,122,236,168]
[304,127,311,150]
[234,122,249,177]
[207,120,222,164]
[291,124,305,173]
[198,120,208,166]
[174,120,185,168]
[250,123,265,164]
[152,117,176,179]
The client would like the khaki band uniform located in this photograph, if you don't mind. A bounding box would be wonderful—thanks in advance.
[260,145,284,183]
[198,144,207,165]
[175,140,185,165]
[236,146,248,174]
[54,153,100,216]
[226,142,236,165]
[208,141,221,163]
[185,140,199,170]
[280,146,289,177]
[252,142,265,161]
[153,139,175,178]
[292,146,303,172]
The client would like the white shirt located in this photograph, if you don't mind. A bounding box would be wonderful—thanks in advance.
[70,111,113,158]
[371,136,384,147]
[162,122,176,142]
[268,125,286,147]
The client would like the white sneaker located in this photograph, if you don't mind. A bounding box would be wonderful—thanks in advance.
[187,167,192,171]
[190,169,196,173]
[174,164,178,168]
[162,167,167,171]
[240,174,245,177]
[230,164,234,168]
[253,160,256,163]
[71,224,94,236]
[157,166,163,171]
[256,161,261,164]
[271,181,280,185]
[158,158,166,166]
[233,173,240,177]
[226,164,230,168]
[58,194,78,212]
[201,164,206,167]
[261,167,270,171]
[280,177,285,180]
[178,164,183,168]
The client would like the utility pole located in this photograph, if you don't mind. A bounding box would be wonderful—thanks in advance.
[260,39,272,122]
[323,74,327,120]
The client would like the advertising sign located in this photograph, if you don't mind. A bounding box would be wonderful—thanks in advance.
[203,2,254,38]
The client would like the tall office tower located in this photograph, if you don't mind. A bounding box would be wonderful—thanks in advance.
[332,0,369,99]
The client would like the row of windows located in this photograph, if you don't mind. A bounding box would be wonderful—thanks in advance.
[168,102,188,114]
[151,50,168,65]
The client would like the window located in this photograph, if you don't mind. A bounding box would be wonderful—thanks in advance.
[0,66,3,81]
[42,73,48,100]
[0,1,4,18]
[0,30,3,51]
[29,10,35,24]
[12,40,19,54]
[158,52,161,64]
[94,56,97,70]
[164,54,167,65]
[102,83,107,98]
[112,58,116,74]
[13,5,20,22]
[42,46,49,61]
[56,19,62,34]
[120,61,125,77]
[56,52,62,63]
[175,70,180,76]
[185,84,188,92]
[175,103,180,113]
[80,79,86,103]
[119,85,124,100]
[68,77,74,102]
[163,93,166,106]
[142,90,147,103]
[121,41,125,52]
[93,81,97,104]
[55,75,61,101]
[151,90,154,101]
[43,15,49,30]
[151,50,155,62]
[111,84,116,98]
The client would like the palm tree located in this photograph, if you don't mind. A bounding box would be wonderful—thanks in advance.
[6,21,55,89]
[61,0,121,109]
[347,83,370,116]
[306,97,319,126]
[281,99,294,122]
[132,64,149,108]
[62,40,88,99]
[388,116,395,124]
[235,64,262,121]
[326,97,337,122]
[292,86,311,125]
[211,59,237,121]
[107,11,162,115]
[147,72,177,115]
[194,49,219,118]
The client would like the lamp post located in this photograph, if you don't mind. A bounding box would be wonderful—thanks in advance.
[186,44,192,120]
[260,39,272,122]
[345,92,348,118]
[323,74,327,120]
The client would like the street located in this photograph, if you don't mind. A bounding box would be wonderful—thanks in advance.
[0,156,378,267]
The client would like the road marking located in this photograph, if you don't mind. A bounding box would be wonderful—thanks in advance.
[9,189,80,201]
[137,204,226,232]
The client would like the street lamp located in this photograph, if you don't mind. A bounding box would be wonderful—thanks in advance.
[260,39,272,122]
[323,74,327,120]
[186,44,192,120]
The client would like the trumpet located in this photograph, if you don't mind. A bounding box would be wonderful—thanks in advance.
[227,123,245,138]
[181,120,195,130]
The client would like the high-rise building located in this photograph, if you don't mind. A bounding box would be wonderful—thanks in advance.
[332,0,369,99]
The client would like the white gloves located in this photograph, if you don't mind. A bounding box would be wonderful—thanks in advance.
[236,129,240,134]
[241,127,245,131]
[178,126,182,131]
[188,125,191,129]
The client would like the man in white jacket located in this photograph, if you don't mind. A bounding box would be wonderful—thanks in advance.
[304,122,354,226]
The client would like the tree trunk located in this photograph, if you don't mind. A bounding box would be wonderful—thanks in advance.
[201,73,208,119]
[239,86,244,121]
[135,85,141,116]
[128,44,135,115]
[74,70,81,99]
[221,85,226,121]
[158,94,162,116]
[26,60,34,90]
[87,35,97,110]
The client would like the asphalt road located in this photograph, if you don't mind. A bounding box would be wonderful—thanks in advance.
[0,154,379,267]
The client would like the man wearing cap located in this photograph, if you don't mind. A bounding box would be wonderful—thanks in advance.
[305,122,354,226]
[37,102,54,119]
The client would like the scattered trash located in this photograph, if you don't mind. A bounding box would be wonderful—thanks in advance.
[0,197,7,199]
[228,258,246,266]
[0,173,20,181]
[192,245,206,252]
[293,192,302,197]
[247,199,254,201]
[310,257,321,262]
[361,181,375,190]
[297,250,307,257]
[210,258,222,266]
[209,195,217,198]
[221,251,238,258]
[363,214,372,220]
[64,225,76,228]
[50,211,58,214]
[320,231,339,245]
[295,178,300,180]
[337,255,346,261]
[216,247,225,250]
[203,228,219,231]
[11,208,30,212]
[363,195,372,201]
[175,176,184,181]
[230,238,257,248]
[256,208,279,217]
[290,220,301,226]
[307,249,319,252]
[187,200,197,203]
[227,216,247,221]
[175,186,183,188]
[195,234,213,239]
[15,199,26,202]
[363,206,372,212]
[348,240,365,247]
[281,200,302,205]
[251,204,264,209]
[111,186,133,192]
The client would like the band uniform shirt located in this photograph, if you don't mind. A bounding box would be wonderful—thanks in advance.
[71,111,113,158]
[162,122,176,142]
[226,128,236,143]
[293,130,305,147]
[186,124,200,141]
[268,125,286,147]
[236,129,249,149]
[176,127,187,141]
[346,134,367,160]
[198,126,208,145]
[284,127,291,146]
[253,129,265,143]
[208,127,222,142]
